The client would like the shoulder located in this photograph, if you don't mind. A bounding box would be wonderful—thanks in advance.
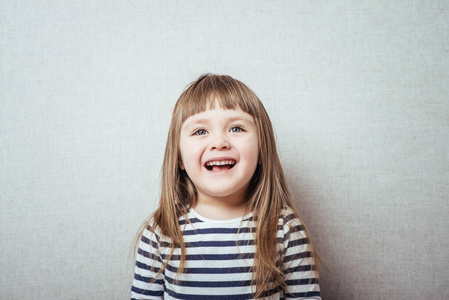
[138,219,162,249]
[278,206,308,241]
[141,213,190,244]
[279,206,303,227]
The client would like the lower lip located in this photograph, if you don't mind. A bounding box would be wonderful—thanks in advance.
[204,164,236,174]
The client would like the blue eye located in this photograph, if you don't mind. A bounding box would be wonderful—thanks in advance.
[194,129,208,135]
[230,126,244,133]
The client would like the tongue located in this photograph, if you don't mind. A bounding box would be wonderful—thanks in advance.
[212,165,231,172]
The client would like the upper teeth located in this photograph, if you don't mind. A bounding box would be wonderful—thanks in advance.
[206,160,236,166]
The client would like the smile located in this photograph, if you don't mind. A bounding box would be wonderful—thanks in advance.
[205,160,236,172]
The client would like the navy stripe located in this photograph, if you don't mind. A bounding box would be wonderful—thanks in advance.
[186,240,254,247]
[283,213,298,223]
[285,278,319,285]
[137,248,161,262]
[289,224,305,233]
[135,260,154,271]
[166,276,251,288]
[182,225,288,236]
[179,217,203,226]
[143,226,160,241]
[288,237,309,248]
[285,291,321,298]
[141,235,159,249]
[166,264,252,274]
[283,251,312,262]
[134,273,164,285]
[131,286,164,296]
[284,224,305,241]
[165,286,280,300]
[165,288,253,300]
[140,235,151,245]
[284,264,315,273]
[180,216,255,226]
[182,227,255,236]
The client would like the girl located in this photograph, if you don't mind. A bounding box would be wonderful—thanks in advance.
[131,74,321,299]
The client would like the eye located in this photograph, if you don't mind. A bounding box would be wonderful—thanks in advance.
[230,126,244,133]
[193,128,208,136]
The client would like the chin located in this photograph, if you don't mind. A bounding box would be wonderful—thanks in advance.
[203,185,246,199]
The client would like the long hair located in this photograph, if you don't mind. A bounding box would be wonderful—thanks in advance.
[135,73,319,298]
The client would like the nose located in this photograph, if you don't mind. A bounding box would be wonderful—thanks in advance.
[209,133,230,150]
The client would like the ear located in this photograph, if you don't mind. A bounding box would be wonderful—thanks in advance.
[179,160,185,170]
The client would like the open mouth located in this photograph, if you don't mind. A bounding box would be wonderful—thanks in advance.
[205,160,236,172]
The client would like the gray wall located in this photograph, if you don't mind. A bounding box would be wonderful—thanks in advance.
[1,1,448,299]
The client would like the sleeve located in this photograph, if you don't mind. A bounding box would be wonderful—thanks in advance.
[130,226,165,300]
[281,213,321,300]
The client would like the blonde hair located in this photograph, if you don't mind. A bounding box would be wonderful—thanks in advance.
[136,73,319,298]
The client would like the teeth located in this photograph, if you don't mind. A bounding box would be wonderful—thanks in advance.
[206,160,236,166]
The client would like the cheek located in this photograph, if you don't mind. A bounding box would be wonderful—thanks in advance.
[179,139,189,169]
[179,142,204,169]
[178,151,186,170]
[239,138,259,164]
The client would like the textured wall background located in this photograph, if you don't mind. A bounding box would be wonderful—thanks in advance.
[1,1,448,299]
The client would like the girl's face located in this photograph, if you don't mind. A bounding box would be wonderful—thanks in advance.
[179,104,259,206]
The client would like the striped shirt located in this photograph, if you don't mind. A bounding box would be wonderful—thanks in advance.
[131,208,320,299]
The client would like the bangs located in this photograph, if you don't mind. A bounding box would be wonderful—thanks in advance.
[178,74,258,123]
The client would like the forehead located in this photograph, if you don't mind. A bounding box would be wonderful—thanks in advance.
[179,95,246,122]
[181,106,255,130]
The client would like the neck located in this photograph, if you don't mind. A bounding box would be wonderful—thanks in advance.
[194,193,248,220]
